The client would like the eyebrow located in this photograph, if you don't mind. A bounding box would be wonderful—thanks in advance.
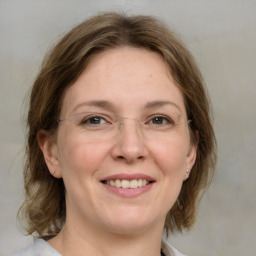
[72,100,182,114]
[72,100,116,113]
[144,100,182,113]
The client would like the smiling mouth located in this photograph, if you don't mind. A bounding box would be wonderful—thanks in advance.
[101,179,154,189]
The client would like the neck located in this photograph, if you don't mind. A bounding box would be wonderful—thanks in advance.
[49,216,165,256]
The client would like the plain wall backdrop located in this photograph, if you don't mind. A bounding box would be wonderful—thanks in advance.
[1,0,255,255]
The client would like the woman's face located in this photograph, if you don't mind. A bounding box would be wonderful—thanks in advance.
[43,47,196,235]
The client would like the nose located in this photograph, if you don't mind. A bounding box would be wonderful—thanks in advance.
[111,119,148,164]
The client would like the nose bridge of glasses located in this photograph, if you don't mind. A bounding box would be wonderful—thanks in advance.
[116,116,143,133]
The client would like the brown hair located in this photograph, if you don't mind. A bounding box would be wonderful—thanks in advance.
[19,12,216,237]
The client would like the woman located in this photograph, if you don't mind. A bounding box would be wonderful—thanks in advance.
[15,12,216,256]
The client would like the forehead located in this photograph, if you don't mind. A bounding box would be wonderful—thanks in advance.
[61,47,186,116]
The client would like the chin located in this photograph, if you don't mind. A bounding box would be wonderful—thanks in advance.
[100,206,163,235]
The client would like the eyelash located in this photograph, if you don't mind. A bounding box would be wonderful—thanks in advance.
[146,115,174,126]
[80,114,174,127]
[81,115,110,125]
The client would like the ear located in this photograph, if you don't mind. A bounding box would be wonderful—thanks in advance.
[184,142,197,180]
[37,130,62,178]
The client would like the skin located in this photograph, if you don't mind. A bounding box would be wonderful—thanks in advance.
[38,47,197,256]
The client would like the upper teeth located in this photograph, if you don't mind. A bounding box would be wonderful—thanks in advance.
[106,179,149,188]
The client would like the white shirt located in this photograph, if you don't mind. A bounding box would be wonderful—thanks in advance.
[12,238,187,256]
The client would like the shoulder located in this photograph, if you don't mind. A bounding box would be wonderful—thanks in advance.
[162,239,188,256]
[12,239,61,256]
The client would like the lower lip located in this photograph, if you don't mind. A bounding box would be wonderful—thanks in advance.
[102,183,154,198]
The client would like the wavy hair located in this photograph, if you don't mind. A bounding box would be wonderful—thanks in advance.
[19,12,216,237]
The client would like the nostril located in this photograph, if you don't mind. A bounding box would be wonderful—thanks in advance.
[115,154,144,162]
[111,131,148,163]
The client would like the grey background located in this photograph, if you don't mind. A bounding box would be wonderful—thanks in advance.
[1,0,255,255]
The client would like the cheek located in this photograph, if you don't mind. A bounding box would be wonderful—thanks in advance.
[150,137,190,208]
[57,131,108,177]
[148,137,189,176]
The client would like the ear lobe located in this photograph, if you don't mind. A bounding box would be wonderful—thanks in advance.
[184,143,197,180]
[37,130,62,178]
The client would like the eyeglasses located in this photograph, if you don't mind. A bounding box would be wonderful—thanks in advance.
[57,112,191,141]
